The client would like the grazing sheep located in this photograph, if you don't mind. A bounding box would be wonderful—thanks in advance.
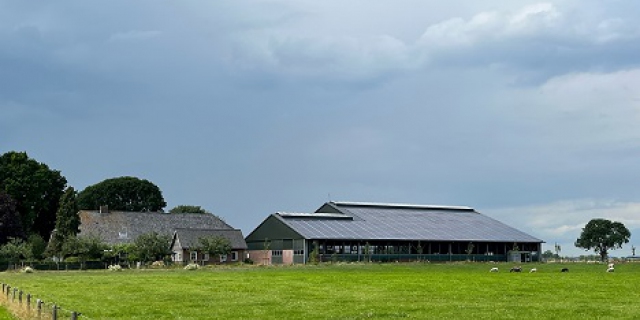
[490,267,499,273]
[510,266,522,273]
[608,263,615,269]
[607,267,615,273]
[529,268,537,273]
[561,268,569,272]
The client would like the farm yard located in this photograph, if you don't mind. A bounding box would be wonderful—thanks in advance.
[1,263,639,319]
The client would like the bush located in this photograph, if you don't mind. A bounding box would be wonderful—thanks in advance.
[184,263,199,270]
[243,258,254,265]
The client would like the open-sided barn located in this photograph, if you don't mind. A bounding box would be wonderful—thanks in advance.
[245,201,544,264]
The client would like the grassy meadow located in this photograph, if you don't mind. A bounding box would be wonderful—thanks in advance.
[0,262,638,319]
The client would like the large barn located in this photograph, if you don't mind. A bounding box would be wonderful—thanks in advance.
[245,201,544,264]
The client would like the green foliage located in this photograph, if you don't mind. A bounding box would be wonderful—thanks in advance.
[0,237,29,264]
[132,232,172,262]
[47,187,81,257]
[169,205,208,214]
[27,234,46,260]
[575,218,631,261]
[61,236,107,268]
[0,190,25,244]
[309,245,320,264]
[195,236,232,261]
[55,187,80,237]
[0,151,67,239]
[77,176,166,212]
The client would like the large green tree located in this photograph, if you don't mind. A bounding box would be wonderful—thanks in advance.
[195,235,232,263]
[132,232,172,262]
[575,218,631,262]
[77,176,166,212]
[47,187,81,256]
[0,151,67,239]
[0,189,25,243]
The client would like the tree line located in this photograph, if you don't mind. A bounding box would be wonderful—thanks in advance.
[0,151,228,267]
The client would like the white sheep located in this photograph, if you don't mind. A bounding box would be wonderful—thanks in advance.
[608,263,615,269]
[529,268,537,273]
[490,267,499,272]
[606,267,615,273]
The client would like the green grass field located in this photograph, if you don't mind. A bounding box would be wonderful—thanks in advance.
[0,263,638,319]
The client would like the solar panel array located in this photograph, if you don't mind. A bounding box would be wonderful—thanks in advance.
[276,203,542,242]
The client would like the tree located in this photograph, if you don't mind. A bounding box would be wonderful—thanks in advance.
[575,218,631,262]
[0,151,67,239]
[47,187,81,256]
[0,237,30,268]
[77,176,166,212]
[169,205,208,214]
[194,235,232,263]
[0,189,25,244]
[132,232,172,263]
[61,236,107,269]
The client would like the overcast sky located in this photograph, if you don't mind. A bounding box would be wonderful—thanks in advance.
[2,1,640,257]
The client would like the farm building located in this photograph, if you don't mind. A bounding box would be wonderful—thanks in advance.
[245,201,544,264]
[171,228,247,265]
[78,207,247,265]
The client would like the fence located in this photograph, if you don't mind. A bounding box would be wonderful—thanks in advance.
[0,282,88,320]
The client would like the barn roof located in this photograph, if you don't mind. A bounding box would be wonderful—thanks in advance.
[173,228,248,250]
[78,210,234,245]
[272,201,543,243]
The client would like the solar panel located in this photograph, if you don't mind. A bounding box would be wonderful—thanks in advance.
[277,203,542,242]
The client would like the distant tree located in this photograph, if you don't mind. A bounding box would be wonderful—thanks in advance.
[0,190,25,244]
[61,236,107,269]
[77,176,166,212]
[169,205,208,214]
[195,235,232,263]
[465,242,475,260]
[132,232,172,262]
[541,250,554,259]
[0,151,67,239]
[575,218,631,262]
[0,237,30,268]
[47,187,81,256]
[27,234,46,261]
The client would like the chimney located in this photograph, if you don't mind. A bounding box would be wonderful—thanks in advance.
[99,205,109,213]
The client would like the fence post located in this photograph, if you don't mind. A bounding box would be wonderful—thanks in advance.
[71,311,79,320]
[2,283,4,293]
[26,293,31,308]
[12,288,17,301]
[52,304,57,320]
[5,285,9,298]
[18,290,22,303]
[37,299,42,317]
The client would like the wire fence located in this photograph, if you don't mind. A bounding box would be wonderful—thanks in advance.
[0,282,91,320]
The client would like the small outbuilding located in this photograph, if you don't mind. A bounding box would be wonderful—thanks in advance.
[245,201,543,264]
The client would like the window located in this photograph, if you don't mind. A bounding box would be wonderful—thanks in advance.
[231,251,238,261]
[190,251,198,261]
[272,250,283,256]
[203,253,210,261]
[175,253,182,262]
[294,249,304,255]
[220,254,228,263]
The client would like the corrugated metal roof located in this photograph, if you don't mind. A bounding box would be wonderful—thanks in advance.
[275,202,543,243]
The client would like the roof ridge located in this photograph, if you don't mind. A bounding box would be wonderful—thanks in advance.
[330,201,474,211]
